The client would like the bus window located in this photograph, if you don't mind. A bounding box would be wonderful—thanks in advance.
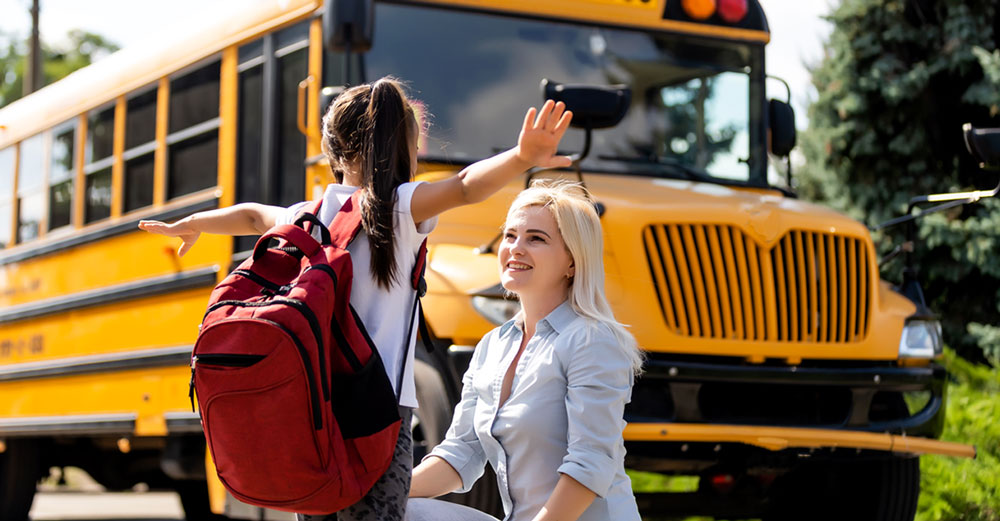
[167,60,220,200]
[274,22,308,207]
[0,147,13,248]
[235,40,264,255]
[48,120,76,231]
[17,133,45,242]
[124,87,157,213]
[237,40,263,208]
[233,21,309,254]
[85,105,115,223]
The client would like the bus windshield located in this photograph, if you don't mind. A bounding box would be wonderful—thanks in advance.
[355,3,757,183]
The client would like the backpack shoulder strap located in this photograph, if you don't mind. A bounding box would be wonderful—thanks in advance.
[398,238,435,400]
[328,190,364,249]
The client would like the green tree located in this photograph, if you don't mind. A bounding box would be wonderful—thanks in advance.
[798,0,1000,363]
[0,29,119,108]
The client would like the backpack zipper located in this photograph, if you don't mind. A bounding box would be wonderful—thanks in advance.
[232,269,280,290]
[195,353,266,367]
[301,265,366,374]
[271,297,331,402]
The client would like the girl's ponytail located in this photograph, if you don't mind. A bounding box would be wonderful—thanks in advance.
[320,77,418,290]
[359,78,416,289]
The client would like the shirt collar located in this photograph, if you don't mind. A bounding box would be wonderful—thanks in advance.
[498,299,576,339]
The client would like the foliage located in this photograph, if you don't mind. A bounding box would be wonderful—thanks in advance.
[0,29,118,108]
[917,349,1000,521]
[797,0,1000,362]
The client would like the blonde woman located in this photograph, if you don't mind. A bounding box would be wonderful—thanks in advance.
[407,181,643,521]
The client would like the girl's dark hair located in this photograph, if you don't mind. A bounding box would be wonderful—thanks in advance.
[321,77,418,289]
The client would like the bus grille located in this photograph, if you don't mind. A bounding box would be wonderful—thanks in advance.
[642,224,871,343]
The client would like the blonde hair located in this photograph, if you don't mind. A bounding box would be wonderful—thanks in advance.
[505,180,644,374]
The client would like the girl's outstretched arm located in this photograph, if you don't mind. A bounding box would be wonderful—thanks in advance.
[410,99,573,223]
[138,203,284,256]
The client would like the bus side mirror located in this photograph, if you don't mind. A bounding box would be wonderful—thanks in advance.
[963,123,1000,169]
[768,99,796,157]
[324,0,375,53]
[540,79,630,164]
[541,79,630,129]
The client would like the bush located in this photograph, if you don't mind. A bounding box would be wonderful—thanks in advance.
[917,349,1000,521]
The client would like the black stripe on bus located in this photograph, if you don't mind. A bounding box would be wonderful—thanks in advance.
[0,413,137,437]
[0,266,219,325]
[0,346,192,383]
[0,197,219,266]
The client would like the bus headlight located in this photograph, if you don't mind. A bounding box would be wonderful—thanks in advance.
[898,319,942,358]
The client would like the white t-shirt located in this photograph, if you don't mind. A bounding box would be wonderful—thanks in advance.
[279,182,437,408]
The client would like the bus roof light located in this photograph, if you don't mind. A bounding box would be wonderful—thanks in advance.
[718,0,748,23]
[681,0,716,21]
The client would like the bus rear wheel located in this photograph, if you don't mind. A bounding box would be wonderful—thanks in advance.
[0,439,40,521]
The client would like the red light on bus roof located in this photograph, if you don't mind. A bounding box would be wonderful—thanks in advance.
[718,0,748,23]
[681,0,716,21]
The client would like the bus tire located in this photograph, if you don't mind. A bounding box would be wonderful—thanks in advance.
[412,358,503,518]
[0,439,40,521]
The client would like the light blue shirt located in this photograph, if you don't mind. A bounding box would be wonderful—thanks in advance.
[427,301,641,521]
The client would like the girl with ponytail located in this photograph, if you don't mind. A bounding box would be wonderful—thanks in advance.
[139,76,573,521]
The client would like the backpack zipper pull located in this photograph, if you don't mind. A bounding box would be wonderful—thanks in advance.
[189,356,198,413]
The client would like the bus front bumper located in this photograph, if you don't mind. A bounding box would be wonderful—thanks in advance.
[623,422,975,458]
[624,355,961,454]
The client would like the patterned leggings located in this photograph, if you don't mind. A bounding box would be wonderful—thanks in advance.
[297,406,413,521]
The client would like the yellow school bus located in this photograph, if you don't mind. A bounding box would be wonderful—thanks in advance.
[0,0,974,520]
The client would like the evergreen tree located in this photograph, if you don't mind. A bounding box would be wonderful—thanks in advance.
[798,0,1000,363]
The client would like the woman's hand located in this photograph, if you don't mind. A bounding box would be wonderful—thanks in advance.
[138,219,201,257]
[516,100,574,168]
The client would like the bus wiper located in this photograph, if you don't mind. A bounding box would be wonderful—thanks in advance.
[597,154,716,183]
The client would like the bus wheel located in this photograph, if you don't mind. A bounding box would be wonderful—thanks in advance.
[0,439,40,521]
[174,479,228,521]
[412,358,503,518]
[764,456,919,521]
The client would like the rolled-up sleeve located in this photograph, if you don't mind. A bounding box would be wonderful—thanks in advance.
[557,326,632,497]
[425,335,489,493]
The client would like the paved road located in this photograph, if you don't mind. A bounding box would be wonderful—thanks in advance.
[30,491,184,521]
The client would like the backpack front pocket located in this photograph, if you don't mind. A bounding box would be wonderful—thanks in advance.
[204,372,328,503]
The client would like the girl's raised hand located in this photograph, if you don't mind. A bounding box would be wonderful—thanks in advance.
[138,220,201,257]
[516,100,573,168]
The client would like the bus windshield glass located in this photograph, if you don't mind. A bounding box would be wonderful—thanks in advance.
[359,3,755,182]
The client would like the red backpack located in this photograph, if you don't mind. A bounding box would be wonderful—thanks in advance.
[189,192,425,514]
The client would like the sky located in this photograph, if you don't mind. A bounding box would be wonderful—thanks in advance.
[0,0,834,129]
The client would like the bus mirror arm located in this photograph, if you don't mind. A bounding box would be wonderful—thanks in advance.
[873,171,999,233]
[874,124,1000,288]
[875,123,1000,233]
